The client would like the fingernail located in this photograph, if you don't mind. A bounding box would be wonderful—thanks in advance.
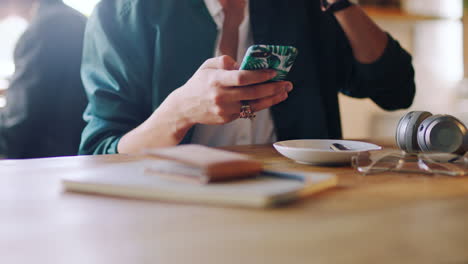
[270,70,278,77]
[285,83,293,92]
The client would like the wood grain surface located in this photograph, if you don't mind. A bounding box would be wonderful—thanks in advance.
[1,145,467,264]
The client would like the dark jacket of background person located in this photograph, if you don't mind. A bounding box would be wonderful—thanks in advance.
[79,0,416,155]
[0,0,88,159]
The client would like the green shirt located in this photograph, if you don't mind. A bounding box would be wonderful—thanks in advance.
[80,0,415,155]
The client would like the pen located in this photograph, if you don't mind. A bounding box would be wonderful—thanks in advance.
[261,170,305,182]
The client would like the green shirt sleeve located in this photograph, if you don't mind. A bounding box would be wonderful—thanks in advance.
[352,34,416,110]
[330,9,415,111]
[79,0,154,155]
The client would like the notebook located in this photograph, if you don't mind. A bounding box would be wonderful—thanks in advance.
[62,160,337,208]
[144,144,264,183]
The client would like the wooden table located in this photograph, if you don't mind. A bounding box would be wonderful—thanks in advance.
[1,145,468,264]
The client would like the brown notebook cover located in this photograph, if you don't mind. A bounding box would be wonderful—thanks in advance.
[144,145,263,183]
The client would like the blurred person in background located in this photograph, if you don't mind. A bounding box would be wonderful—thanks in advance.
[0,0,87,159]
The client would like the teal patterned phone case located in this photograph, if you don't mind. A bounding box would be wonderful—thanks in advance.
[240,45,298,81]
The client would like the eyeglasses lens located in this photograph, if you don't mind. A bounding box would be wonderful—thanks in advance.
[352,151,468,177]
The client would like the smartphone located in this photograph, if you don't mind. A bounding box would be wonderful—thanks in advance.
[239,45,298,82]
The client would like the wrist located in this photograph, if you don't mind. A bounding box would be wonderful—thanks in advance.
[117,90,193,154]
[160,88,195,139]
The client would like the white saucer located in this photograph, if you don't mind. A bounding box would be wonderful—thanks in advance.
[273,139,382,166]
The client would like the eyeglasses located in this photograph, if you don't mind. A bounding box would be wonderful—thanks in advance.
[352,151,468,177]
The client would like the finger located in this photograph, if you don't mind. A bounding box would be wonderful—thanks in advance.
[201,55,238,70]
[249,92,289,112]
[228,81,293,101]
[217,69,277,87]
[210,103,245,123]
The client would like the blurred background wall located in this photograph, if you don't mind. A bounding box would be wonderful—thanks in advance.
[0,0,467,142]
[341,0,468,141]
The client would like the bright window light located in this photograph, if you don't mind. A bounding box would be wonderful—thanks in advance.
[0,97,6,108]
[402,0,463,19]
[64,0,101,16]
[0,16,28,78]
